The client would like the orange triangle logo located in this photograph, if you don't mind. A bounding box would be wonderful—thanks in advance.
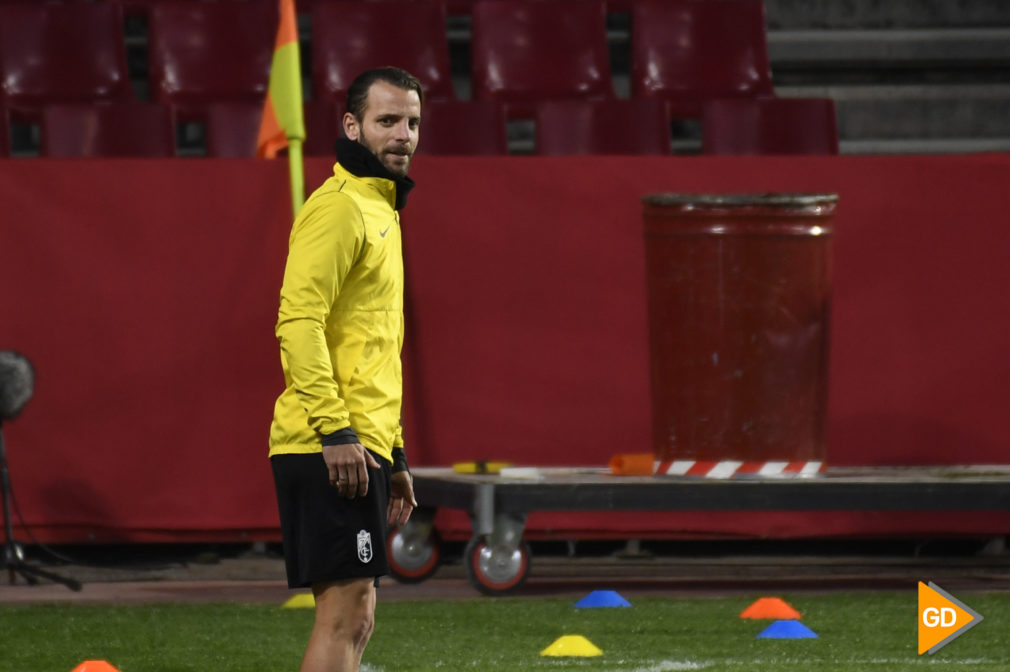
[918,581,983,654]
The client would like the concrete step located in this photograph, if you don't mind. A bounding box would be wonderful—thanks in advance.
[764,0,1010,30]
[770,27,1010,69]
[778,83,1010,141]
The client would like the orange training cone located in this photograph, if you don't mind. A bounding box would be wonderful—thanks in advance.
[740,597,802,620]
[70,662,121,672]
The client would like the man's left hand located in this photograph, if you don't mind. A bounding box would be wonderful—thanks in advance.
[388,471,417,527]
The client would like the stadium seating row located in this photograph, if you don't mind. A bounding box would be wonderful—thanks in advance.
[0,0,698,21]
[0,0,838,156]
[2,97,837,157]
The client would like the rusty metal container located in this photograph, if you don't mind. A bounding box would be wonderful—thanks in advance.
[641,193,837,465]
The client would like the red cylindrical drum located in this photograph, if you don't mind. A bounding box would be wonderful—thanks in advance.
[641,193,837,465]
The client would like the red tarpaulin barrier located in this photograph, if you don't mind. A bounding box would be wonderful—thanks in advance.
[1,155,1009,542]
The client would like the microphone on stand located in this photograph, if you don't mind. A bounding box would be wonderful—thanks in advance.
[0,350,81,590]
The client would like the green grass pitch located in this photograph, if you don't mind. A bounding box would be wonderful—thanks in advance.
[1,592,1008,671]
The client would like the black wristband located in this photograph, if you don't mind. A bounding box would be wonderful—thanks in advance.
[321,427,360,446]
[391,447,409,473]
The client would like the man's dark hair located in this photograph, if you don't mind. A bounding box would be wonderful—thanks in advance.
[346,67,424,121]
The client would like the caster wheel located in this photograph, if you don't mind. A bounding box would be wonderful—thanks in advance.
[463,536,531,595]
[387,527,441,583]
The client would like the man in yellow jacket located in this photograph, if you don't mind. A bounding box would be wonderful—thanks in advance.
[269,67,420,672]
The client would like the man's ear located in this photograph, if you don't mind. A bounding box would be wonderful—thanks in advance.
[342,112,359,141]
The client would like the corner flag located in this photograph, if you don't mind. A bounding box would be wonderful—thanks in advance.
[257,0,306,215]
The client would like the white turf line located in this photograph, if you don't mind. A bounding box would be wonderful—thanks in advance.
[537,662,706,670]
[536,658,1003,669]
[720,659,1001,667]
[363,656,1005,670]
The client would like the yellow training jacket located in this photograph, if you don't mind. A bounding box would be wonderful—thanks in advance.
[268,162,404,464]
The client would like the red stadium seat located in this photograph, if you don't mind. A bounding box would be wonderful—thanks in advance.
[303,99,344,157]
[0,2,132,118]
[40,103,176,157]
[534,99,671,155]
[470,0,614,118]
[204,101,262,157]
[417,100,508,155]
[312,1,455,106]
[701,97,839,155]
[631,0,774,119]
[147,0,277,117]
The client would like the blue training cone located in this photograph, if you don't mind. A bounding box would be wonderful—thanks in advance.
[575,590,632,608]
[756,620,819,639]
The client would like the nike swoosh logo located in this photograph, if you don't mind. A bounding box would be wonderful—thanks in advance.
[380,226,391,237]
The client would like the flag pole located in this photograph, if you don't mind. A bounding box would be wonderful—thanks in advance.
[287,138,305,216]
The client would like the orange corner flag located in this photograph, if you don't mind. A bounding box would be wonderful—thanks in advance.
[257,0,305,159]
[740,597,802,620]
[918,581,983,655]
[70,662,121,672]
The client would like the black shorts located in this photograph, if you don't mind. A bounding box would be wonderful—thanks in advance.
[271,451,391,589]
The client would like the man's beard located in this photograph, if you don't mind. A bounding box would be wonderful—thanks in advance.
[357,129,412,177]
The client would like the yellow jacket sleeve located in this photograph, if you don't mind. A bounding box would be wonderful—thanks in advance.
[275,192,364,437]
[392,420,404,449]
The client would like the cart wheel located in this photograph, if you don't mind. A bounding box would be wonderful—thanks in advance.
[387,527,441,583]
[464,536,531,595]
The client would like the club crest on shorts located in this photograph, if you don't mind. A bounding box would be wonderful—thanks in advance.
[356,529,373,563]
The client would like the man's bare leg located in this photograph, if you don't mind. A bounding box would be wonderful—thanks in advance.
[301,577,377,672]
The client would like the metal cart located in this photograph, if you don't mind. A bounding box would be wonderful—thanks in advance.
[387,466,1010,595]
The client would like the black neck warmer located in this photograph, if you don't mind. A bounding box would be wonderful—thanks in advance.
[334,138,415,211]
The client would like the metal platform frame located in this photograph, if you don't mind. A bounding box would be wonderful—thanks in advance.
[399,466,1010,594]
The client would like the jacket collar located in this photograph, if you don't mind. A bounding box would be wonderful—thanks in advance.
[334,138,415,211]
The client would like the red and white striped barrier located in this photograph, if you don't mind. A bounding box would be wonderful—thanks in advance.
[655,459,824,479]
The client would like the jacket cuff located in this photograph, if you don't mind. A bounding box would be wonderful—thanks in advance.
[391,447,410,473]
[321,427,360,446]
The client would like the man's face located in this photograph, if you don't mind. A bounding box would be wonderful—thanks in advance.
[343,80,421,177]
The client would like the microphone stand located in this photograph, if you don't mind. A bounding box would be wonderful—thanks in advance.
[1,422,81,591]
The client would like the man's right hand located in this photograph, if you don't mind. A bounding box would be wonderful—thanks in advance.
[322,443,381,499]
